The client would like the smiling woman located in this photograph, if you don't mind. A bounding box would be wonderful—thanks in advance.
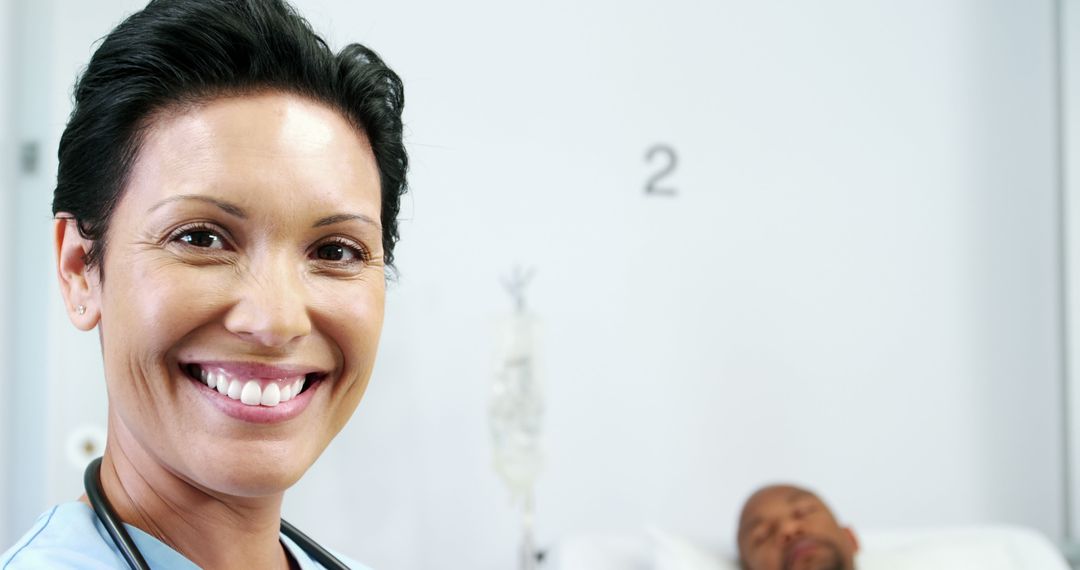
[0,1,406,569]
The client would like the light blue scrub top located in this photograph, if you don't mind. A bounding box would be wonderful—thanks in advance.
[1,502,369,569]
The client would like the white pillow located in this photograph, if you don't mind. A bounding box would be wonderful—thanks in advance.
[553,533,655,570]
[857,527,1069,570]
[859,542,1015,570]
[649,527,740,570]
[649,526,1069,570]
[561,526,1068,570]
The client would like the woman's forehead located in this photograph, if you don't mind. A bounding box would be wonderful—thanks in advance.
[149,93,366,154]
[124,92,380,217]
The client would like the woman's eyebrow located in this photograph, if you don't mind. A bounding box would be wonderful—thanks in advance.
[145,196,379,230]
[147,194,247,218]
[313,213,381,230]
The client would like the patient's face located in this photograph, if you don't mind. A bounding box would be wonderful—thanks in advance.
[737,485,857,570]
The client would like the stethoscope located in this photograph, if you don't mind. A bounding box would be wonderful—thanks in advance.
[84,457,350,570]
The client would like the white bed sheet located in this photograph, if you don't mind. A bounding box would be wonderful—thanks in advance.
[551,526,1070,570]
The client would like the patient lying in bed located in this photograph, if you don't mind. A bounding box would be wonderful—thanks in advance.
[737,485,857,570]
[553,484,1070,569]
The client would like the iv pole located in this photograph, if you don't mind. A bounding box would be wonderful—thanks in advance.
[492,266,543,569]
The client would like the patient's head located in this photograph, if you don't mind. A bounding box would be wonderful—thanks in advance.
[737,484,858,570]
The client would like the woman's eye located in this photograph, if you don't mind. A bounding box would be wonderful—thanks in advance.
[178,229,224,249]
[314,241,363,263]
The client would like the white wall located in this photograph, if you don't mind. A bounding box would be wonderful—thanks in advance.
[292,2,1065,566]
[4,0,58,545]
[0,0,14,547]
[1064,0,1080,545]
[295,0,1064,566]
[4,0,1065,568]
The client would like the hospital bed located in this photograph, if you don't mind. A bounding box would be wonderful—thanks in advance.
[550,525,1071,569]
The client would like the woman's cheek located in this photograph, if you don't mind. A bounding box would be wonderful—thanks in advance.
[103,262,230,373]
[141,264,233,324]
[317,274,385,335]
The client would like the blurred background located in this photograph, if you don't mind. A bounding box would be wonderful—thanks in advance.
[1,0,1079,568]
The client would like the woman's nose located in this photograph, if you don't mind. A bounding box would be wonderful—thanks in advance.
[223,256,312,348]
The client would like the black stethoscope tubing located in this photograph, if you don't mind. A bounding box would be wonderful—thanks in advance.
[84,457,350,570]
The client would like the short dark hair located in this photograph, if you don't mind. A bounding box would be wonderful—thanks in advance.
[53,0,408,275]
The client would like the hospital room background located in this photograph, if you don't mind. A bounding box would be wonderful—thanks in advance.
[1,0,1079,568]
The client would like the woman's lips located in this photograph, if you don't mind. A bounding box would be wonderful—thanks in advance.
[180,361,328,423]
[184,363,310,406]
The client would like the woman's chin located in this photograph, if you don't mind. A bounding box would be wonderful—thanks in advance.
[184,444,315,498]
[198,464,306,498]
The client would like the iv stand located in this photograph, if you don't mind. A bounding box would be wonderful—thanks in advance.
[492,266,542,569]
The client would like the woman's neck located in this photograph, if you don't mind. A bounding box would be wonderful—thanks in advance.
[87,421,293,570]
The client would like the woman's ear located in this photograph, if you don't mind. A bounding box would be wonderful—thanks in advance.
[54,215,101,331]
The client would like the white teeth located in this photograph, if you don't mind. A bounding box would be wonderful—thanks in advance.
[227,379,243,400]
[192,366,312,407]
[240,380,262,405]
[261,383,281,406]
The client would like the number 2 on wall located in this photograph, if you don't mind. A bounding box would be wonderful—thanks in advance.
[645,144,677,196]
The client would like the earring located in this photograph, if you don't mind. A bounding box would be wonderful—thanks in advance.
[77,305,86,315]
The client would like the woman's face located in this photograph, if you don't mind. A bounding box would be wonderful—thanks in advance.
[86,92,385,497]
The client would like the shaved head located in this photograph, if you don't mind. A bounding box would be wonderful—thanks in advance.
[736,485,857,570]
